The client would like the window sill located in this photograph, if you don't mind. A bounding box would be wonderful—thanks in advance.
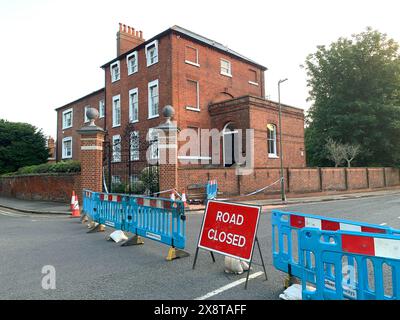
[111,78,120,83]
[221,72,232,78]
[185,60,200,68]
[186,107,200,112]
[249,81,259,86]
[62,126,73,130]
[146,61,158,67]
[129,120,139,124]
[268,154,279,159]
[128,70,138,76]
[62,156,72,160]
[148,115,159,120]
[112,124,121,128]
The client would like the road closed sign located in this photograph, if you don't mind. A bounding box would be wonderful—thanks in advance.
[197,200,261,262]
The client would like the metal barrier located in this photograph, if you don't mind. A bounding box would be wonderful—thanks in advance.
[271,210,399,286]
[299,228,400,300]
[82,190,188,259]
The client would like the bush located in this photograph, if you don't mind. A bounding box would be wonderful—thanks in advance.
[2,161,81,176]
[140,166,159,195]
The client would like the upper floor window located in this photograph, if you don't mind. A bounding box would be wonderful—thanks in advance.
[148,80,159,119]
[112,135,121,162]
[220,59,232,77]
[127,51,138,75]
[111,61,120,82]
[62,109,73,129]
[185,46,199,67]
[129,88,139,123]
[84,106,90,123]
[130,131,140,161]
[267,124,278,158]
[185,79,200,111]
[145,40,158,67]
[112,95,121,127]
[62,137,72,159]
[249,69,259,86]
[99,100,105,118]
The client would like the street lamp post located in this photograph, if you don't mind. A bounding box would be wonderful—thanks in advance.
[278,78,288,202]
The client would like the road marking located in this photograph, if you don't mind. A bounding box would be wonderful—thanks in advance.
[380,223,387,226]
[194,271,264,300]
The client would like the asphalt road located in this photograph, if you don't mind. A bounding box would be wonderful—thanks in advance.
[0,193,399,300]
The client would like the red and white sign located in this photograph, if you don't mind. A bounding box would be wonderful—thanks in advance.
[197,200,261,262]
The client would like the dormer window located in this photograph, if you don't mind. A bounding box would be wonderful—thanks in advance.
[146,40,158,67]
[111,61,120,82]
[127,51,138,75]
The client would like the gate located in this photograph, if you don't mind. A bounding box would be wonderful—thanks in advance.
[103,124,159,195]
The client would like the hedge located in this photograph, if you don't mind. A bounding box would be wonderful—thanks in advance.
[1,161,81,176]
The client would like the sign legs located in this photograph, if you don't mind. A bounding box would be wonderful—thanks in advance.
[245,236,268,290]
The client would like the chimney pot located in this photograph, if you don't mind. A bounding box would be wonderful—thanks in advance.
[131,27,135,35]
[139,31,143,39]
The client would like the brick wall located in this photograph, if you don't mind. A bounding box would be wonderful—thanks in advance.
[178,167,400,197]
[0,174,81,203]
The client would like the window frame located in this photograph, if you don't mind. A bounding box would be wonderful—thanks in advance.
[110,61,120,82]
[130,131,140,161]
[148,128,160,160]
[148,79,159,119]
[112,95,121,128]
[185,79,200,111]
[99,100,105,118]
[84,106,90,123]
[62,108,73,130]
[145,40,159,67]
[62,137,73,159]
[185,45,200,67]
[220,58,232,77]
[267,124,278,158]
[129,88,139,123]
[112,135,122,163]
[126,51,138,75]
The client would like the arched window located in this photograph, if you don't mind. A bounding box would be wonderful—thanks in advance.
[267,124,277,157]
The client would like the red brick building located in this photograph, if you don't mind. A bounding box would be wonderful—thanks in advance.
[55,23,305,194]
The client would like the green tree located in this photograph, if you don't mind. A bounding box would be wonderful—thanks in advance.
[304,27,400,167]
[0,120,49,174]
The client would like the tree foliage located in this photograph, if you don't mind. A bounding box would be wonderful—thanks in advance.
[304,27,400,167]
[0,119,49,174]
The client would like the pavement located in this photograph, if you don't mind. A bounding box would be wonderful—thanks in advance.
[1,187,399,215]
[0,197,70,215]
[0,192,399,299]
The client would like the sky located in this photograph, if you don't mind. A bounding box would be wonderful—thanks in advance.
[0,0,399,138]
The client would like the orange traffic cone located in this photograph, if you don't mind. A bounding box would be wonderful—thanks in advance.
[181,191,188,208]
[70,191,76,211]
[71,195,80,218]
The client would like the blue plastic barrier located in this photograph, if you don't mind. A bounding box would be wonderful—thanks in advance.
[127,196,186,249]
[82,190,186,250]
[206,180,218,200]
[271,210,399,284]
[299,228,400,300]
[82,190,98,221]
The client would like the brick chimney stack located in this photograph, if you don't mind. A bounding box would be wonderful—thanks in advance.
[117,23,145,56]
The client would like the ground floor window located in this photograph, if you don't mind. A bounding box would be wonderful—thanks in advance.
[62,137,72,159]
